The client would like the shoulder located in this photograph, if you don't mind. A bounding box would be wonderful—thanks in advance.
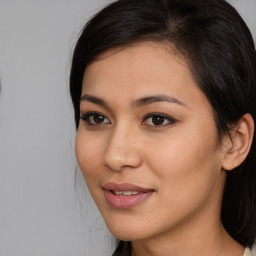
[243,247,254,256]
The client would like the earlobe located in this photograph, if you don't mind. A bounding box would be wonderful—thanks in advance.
[222,113,254,171]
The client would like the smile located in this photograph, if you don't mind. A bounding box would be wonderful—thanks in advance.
[103,182,154,208]
[112,191,139,196]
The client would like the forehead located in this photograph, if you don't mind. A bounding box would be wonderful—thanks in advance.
[81,42,211,111]
[83,42,188,88]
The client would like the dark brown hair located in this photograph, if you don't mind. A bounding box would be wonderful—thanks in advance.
[70,0,256,248]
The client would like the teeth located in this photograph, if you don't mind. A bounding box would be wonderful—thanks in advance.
[123,191,132,196]
[113,191,139,196]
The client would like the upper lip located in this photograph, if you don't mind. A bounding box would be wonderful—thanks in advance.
[103,182,154,192]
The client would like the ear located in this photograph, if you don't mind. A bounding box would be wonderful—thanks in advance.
[222,113,254,171]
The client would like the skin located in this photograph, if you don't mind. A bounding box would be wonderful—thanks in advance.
[76,42,247,256]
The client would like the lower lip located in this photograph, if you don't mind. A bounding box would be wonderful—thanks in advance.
[104,190,153,209]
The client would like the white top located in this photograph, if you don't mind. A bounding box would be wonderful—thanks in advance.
[243,247,253,256]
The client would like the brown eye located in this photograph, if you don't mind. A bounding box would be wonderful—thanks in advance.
[80,112,110,125]
[92,114,105,124]
[151,116,165,125]
[142,114,175,126]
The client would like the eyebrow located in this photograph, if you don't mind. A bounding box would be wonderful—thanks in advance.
[132,95,187,108]
[80,94,187,108]
[80,94,108,107]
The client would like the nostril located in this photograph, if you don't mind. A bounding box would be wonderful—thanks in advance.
[102,148,142,172]
[102,129,143,171]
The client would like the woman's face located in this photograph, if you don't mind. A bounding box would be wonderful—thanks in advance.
[76,42,227,241]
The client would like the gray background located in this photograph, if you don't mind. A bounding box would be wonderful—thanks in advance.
[0,1,255,255]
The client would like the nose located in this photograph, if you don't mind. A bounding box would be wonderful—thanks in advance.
[102,125,143,171]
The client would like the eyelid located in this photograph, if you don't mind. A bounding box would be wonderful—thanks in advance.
[80,111,111,125]
[142,112,176,126]
[80,111,176,127]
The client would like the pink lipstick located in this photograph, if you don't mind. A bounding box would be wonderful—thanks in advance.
[103,182,154,209]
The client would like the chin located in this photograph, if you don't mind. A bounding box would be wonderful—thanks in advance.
[104,218,148,242]
[109,229,142,242]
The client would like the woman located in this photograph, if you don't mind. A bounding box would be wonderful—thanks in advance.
[70,0,256,255]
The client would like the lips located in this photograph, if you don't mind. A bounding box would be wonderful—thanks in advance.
[103,182,154,209]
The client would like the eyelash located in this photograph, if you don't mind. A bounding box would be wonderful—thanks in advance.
[80,112,111,125]
[142,113,176,127]
[80,112,176,127]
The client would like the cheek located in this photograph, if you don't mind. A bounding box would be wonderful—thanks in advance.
[144,122,221,193]
[139,129,223,231]
[75,129,104,183]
